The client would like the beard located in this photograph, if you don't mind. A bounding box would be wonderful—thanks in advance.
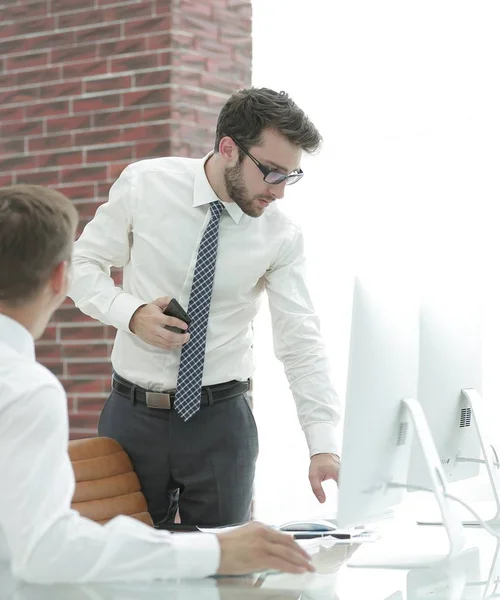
[224,162,266,218]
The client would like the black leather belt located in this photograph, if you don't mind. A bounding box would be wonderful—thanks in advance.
[112,373,250,410]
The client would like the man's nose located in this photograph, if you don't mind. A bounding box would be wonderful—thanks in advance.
[269,181,286,200]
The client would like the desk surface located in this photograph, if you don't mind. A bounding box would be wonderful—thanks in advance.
[2,523,499,600]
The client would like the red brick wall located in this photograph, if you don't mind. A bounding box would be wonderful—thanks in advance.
[0,0,252,438]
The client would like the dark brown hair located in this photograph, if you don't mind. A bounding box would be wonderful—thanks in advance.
[214,87,322,155]
[0,185,78,305]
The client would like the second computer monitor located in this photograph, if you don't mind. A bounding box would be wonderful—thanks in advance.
[408,285,483,489]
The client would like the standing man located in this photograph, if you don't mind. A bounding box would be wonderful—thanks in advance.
[70,87,341,529]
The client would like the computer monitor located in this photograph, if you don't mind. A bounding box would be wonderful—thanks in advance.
[336,277,420,528]
[337,277,465,568]
[407,284,500,527]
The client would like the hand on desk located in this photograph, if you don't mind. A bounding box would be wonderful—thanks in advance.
[216,522,315,576]
[309,453,340,503]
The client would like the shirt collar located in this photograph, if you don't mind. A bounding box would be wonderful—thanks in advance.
[193,153,244,224]
[0,313,36,362]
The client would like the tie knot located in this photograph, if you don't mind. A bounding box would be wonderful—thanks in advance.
[211,200,224,219]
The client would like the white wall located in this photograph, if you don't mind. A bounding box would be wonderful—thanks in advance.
[251,0,500,524]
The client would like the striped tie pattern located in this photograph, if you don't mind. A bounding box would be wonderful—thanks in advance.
[175,200,224,420]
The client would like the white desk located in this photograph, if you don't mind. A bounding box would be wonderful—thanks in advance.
[2,525,499,600]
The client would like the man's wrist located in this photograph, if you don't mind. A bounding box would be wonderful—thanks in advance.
[108,293,146,333]
[311,453,340,460]
[129,304,146,334]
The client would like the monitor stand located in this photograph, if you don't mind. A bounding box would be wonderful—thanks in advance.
[476,537,500,598]
[406,547,480,600]
[348,397,465,569]
[417,388,500,528]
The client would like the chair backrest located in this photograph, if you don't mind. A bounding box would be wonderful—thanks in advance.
[68,436,153,527]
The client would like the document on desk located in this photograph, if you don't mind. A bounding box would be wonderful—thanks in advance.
[197,524,379,543]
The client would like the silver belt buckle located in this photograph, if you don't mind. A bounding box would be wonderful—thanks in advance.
[145,391,172,409]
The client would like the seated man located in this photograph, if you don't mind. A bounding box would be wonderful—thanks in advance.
[0,185,314,584]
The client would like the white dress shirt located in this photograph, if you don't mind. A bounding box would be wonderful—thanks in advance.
[69,154,341,456]
[0,314,219,583]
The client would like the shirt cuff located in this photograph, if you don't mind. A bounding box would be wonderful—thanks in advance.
[303,422,341,458]
[107,292,146,333]
[172,533,220,578]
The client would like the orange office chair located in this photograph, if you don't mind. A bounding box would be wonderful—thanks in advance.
[68,436,153,527]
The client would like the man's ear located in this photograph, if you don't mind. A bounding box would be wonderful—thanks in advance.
[49,260,69,297]
[218,136,238,164]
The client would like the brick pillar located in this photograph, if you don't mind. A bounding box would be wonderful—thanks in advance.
[0,0,252,438]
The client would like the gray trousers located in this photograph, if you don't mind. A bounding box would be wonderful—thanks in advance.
[97,376,259,528]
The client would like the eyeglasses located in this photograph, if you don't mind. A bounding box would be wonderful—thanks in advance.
[230,136,304,186]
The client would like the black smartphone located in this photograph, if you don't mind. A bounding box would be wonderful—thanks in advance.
[163,298,191,334]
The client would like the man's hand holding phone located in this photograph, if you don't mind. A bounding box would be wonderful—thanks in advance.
[129,296,190,351]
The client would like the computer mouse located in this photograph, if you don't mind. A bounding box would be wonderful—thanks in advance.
[279,519,338,532]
